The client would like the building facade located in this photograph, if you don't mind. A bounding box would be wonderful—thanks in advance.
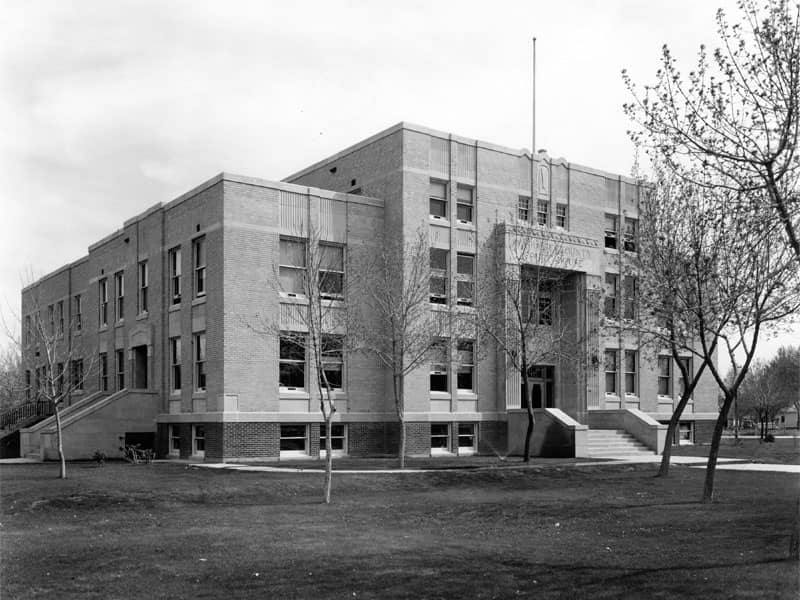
[20,123,719,461]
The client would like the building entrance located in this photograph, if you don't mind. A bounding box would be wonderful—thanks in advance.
[523,365,554,409]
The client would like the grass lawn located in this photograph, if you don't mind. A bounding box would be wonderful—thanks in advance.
[671,436,800,464]
[1,459,798,599]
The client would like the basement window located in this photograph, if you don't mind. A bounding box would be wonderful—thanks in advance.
[280,424,308,457]
[431,423,451,454]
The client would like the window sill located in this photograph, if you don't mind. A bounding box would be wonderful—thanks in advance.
[279,293,309,304]
[430,391,452,400]
[98,325,109,332]
[605,393,620,399]
[457,391,477,400]
[136,312,148,321]
[115,320,124,328]
[431,448,452,456]
[429,216,450,226]
[193,390,207,397]
[170,390,182,397]
[280,451,310,459]
[603,247,620,254]
[321,298,345,308]
[280,389,310,399]
[456,220,475,231]
[168,304,181,313]
[191,297,206,307]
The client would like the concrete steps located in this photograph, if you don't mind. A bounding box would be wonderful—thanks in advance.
[587,429,656,457]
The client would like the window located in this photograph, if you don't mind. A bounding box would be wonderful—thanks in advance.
[537,294,553,326]
[169,247,182,305]
[74,295,82,332]
[429,180,448,219]
[624,350,637,395]
[116,349,125,390]
[604,273,618,318]
[658,356,672,396]
[192,425,205,457]
[99,279,108,326]
[280,424,308,456]
[194,333,206,392]
[456,253,474,306]
[56,362,63,395]
[604,214,618,249]
[537,200,549,226]
[623,276,637,320]
[56,301,64,336]
[556,204,568,228]
[99,353,108,392]
[48,305,54,336]
[319,424,346,456]
[25,315,31,345]
[137,261,148,313]
[194,237,206,297]
[430,339,449,392]
[319,244,344,299]
[457,423,476,454]
[114,271,124,321]
[456,185,474,223]
[71,359,84,391]
[624,218,638,252]
[678,422,693,444]
[431,423,450,453]
[25,370,31,400]
[279,334,305,390]
[677,357,692,397]
[457,340,474,392]
[430,248,448,304]
[279,238,306,295]
[604,350,618,395]
[169,425,180,456]
[320,334,343,390]
[518,196,530,221]
[170,337,182,393]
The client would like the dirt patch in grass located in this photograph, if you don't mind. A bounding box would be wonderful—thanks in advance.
[1,461,798,599]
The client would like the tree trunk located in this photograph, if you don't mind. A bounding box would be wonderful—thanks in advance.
[399,419,407,470]
[394,374,406,469]
[733,395,739,441]
[702,393,734,503]
[521,365,535,463]
[54,404,66,479]
[323,409,333,505]
[658,392,692,477]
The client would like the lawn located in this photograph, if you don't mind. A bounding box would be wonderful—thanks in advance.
[1,458,798,599]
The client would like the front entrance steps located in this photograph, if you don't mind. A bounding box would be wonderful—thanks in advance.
[587,429,657,458]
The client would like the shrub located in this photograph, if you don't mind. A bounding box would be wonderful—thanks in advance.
[92,450,106,465]
[764,433,775,443]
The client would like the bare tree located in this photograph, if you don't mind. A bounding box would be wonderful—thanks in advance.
[475,222,589,462]
[738,347,800,437]
[624,0,800,262]
[0,343,25,412]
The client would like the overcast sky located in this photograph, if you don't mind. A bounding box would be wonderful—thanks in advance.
[1,0,793,365]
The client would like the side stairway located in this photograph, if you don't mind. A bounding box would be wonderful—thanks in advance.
[587,429,657,458]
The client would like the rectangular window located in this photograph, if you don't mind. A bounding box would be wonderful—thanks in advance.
[537,200,549,226]
[170,337,182,393]
[320,334,343,390]
[279,334,305,390]
[658,356,672,396]
[71,359,84,391]
[169,425,180,455]
[137,261,148,314]
[56,301,64,336]
[605,214,618,249]
[48,305,54,336]
[74,295,82,332]
[430,339,449,392]
[319,424,346,456]
[537,294,553,326]
[56,362,63,395]
[457,340,474,392]
[677,357,692,397]
[319,243,344,299]
[169,247,182,305]
[457,423,476,454]
[518,196,530,221]
[604,350,618,395]
[624,350,637,395]
[25,370,31,400]
[25,315,31,345]
[279,238,306,295]
[99,353,108,392]
[456,185,474,223]
[430,248,448,304]
[431,423,450,453]
[114,271,124,321]
[623,276,637,320]
[194,333,206,392]
[99,279,108,326]
[624,218,638,252]
[116,349,125,390]
[429,180,448,219]
[280,424,308,456]
[556,204,568,228]
[192,425,205,457]
[456,253,474,306]
[604,273,618,318]
[194,237,206,297]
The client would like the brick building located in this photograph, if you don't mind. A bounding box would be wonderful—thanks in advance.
[19,123,719,461]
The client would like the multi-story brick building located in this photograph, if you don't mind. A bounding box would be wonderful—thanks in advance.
[19,123,719,461]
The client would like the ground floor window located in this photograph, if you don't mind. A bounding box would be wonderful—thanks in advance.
[169,425,181,456]
[319,424,346,457]
[280,424,308,457]
[431,423,451,454]
[457,423,476,455]
[192,425,205,457]
[678,422,693,445]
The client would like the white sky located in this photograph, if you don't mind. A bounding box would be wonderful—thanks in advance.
[0,0,794,366]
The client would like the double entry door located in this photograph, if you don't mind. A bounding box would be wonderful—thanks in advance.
[524,365,555,409]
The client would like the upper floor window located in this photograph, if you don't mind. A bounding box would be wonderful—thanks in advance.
[658,356,672,396]
[624,350,637,395]
[99,353,108,392]
[194,332,207,392]
[556,204,568,228]
[537,294,553,326]
[457,340,474,392]
[623,276,637,320]
[169,247,182,305]
[604,214,618,249]
[624,218,638,252]
[430,339,449,392]
[194,237,206,297]
[170,337,182,393]
[604,273,618,319]
[320,334,344,390]
[518,196,530,222]
[114,271,124,321]
[71,359,84,391]
[116,348,125,390]
[430,248,448,304]
[677,357,692,397]
[279,333,305,390]
[74,294,82,332]
[47,305,54,336]
[99,279,108,327]
[456,253,474,306]
[456,185,474,223]
[537,200,549,226]
[319,243,344,299]
[604,350,618,395]
[137,261,148,314]
[429,180,448,219]
[56,300,64,336]
[279,238,306,295]
[25,315,32,345]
